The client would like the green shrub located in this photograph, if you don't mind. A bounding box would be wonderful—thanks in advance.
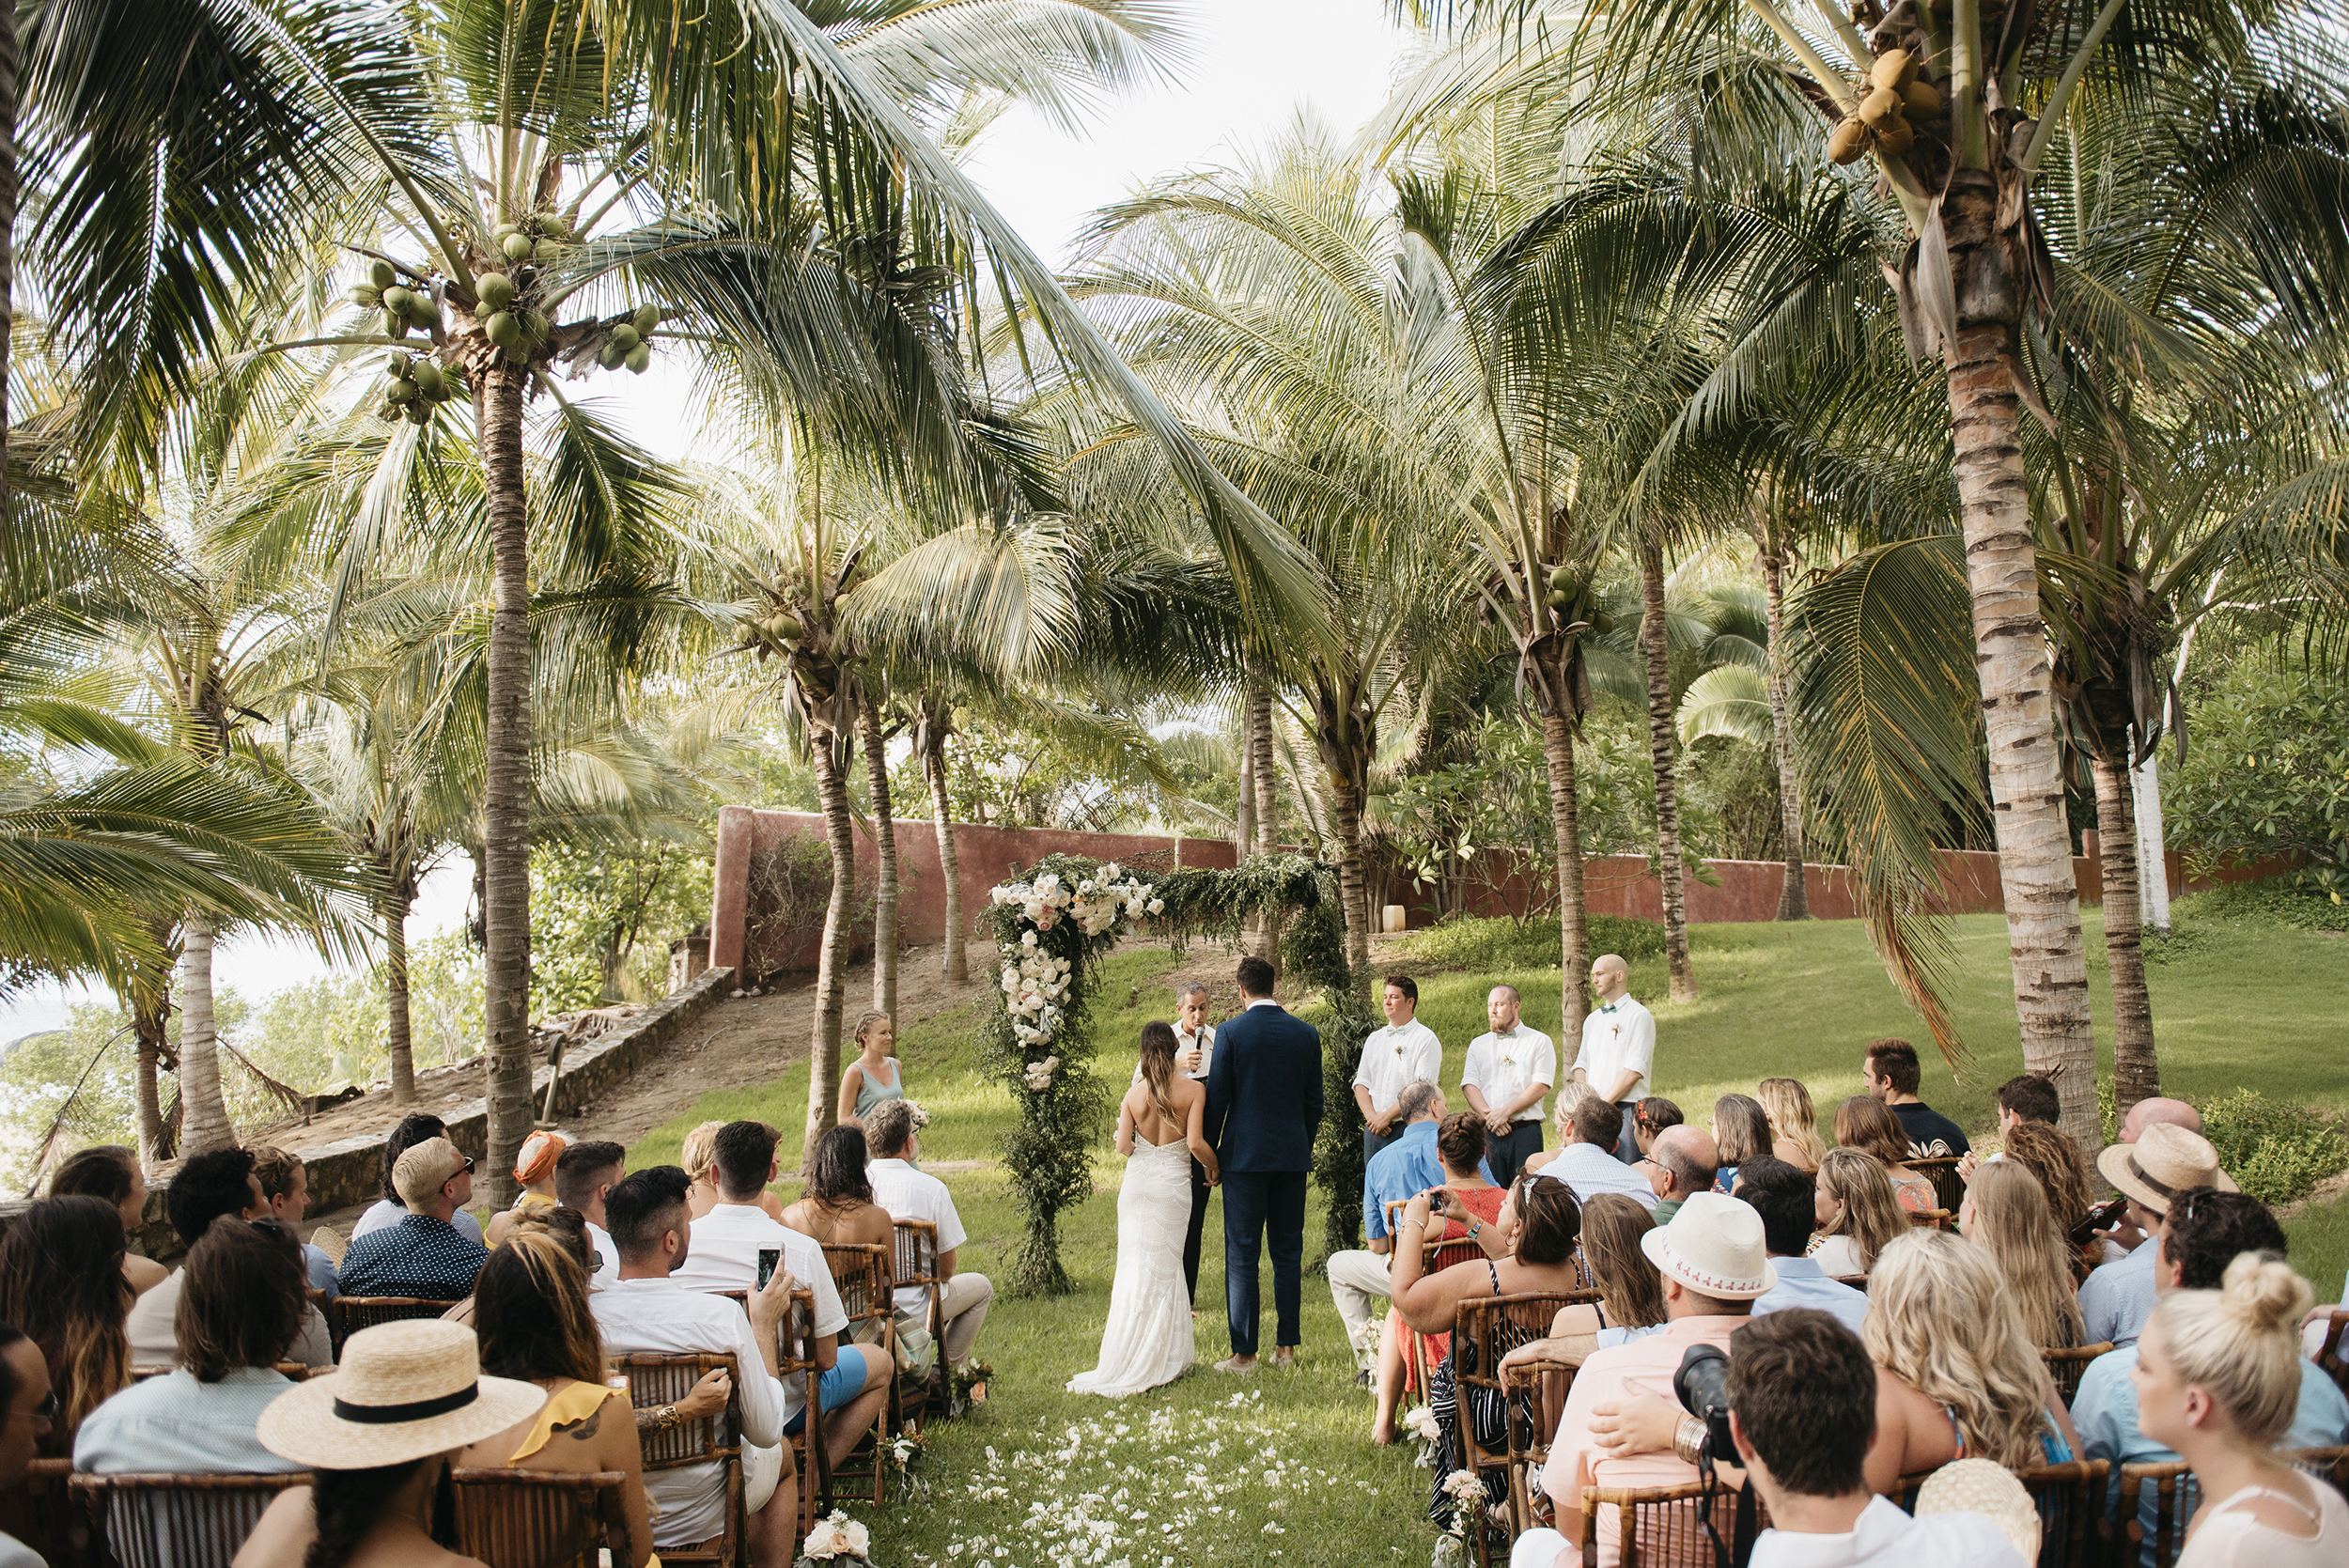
[1390,911,1665,973]
[2179,876,2349,934]
[2193,1088,2349,1205]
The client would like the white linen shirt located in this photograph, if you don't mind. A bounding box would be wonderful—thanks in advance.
[1574,994,1657,1103]
[1535,1142,1661,1212]
[585,1219,620,1292]
[74,1367,302,1475]
[1134,1022,1216,1085]
[868,1157,969,1314]
[669,1203,848,1348]
[590,1276,787,1547]
[1462,1026,1556,1124]
[1352,1019,1443,1115]
[1747,1496,2026,1568]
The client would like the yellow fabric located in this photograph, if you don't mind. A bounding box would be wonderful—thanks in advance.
[506,1378,618,1465]
[488,1189,561,1249]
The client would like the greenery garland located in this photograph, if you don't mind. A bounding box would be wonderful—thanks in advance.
[983,850,1376,1294]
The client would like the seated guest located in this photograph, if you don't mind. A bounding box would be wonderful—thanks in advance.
[459,1233,657,1566]
[237,1321,543,1568]
[668,1124,886,1475]
[590,1167,799,1567]
[2083,1124,2235,1347]
[337,1139,490,1301]
[682,1121,786,1223]
[49,1146,166,1298]
[1738,1157,1869,1336]
[1709,1094,1775,1193]
[0,1198,132,1455]
[1809,1146,1907,1277]
[74,1220,306,1473]
[1996,1071,2061,1134]
[351,1113,487,1246]
[1862,1037,1969,1157]
[1999,1119,2100,1247]
[2073,1189,2349,1564]
[1958,1159,2084,1347]
[249,1144,338,1295]
[782,1126,897,1262]
[1530,1097,1660,1212]
[1533,1193,1765,1566]
[1630,1096,1680,1159]
[2131,1253,2348,1568]
[485,1129,568,1249]
[1834,1096,1940,1213]
[1,1324,54,1567]
[1328,1081,1443,1385]
[126,1148,334,1368]
[1500,1193,1666,1373]
[866,1099,992,1364]
[1643,1125,1717,1224]
[1757,1078,1827,1172]
[554,1140,627,1287]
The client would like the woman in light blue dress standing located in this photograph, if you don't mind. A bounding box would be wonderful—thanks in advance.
[837,1010,905,1127]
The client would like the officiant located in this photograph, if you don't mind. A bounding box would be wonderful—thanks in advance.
[1133,980,1217,1304]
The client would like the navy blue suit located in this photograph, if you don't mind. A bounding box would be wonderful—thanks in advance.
[1205,1001,1324,1356]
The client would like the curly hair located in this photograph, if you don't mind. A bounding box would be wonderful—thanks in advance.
[0,1196,132,1447]
[1998,1120,2096,1234]
[1864,1232,2055,1468]
[176,1219,306,1380]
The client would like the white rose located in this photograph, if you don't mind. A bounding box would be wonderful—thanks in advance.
[1147,899,1164,914]
[838,1521,871,1556]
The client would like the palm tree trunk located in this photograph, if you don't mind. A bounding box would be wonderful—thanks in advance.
[1943,169,2098,1144]
[859,692,899,1020]
[176,910,234,1155]
[1759,545,1809,920]
[132,1017,167,1170]
[1251,679,1279,854]
[2092,754,2159,1114]
[478,355,535,1209]
[919,698,966,984]
[1539,704,1591,1044]
[803,732,857,1160]
[384,882,416,1103]
[1326,764,1372,999]
[1640,544,1698,1001]
[1235,699,1256,854]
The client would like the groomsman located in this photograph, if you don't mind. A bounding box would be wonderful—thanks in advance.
[1353,975,1442,1165]
[1137,981,1217,1304]
[1569,954,1655,1163]
[1461,985,1555,1188]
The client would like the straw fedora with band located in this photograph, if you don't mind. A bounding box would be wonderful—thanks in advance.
[2095,1122,2237,1216]
[257,1320,544,1469]
[1915,1458,2041,1562]
[1638,1190,1777,1300]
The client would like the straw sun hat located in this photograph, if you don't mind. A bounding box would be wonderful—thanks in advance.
[257,1320,544,1469]
[2094,1122,2237,1216]
[1637,1191,1777,1300]
[1914,1458,2041,1561]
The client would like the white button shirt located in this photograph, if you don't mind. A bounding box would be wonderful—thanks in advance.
[669,1203,848,1434]
[868,1157,968,1314]
[1462,1025,1556,1124]
[1352,1019,1443,1115]
[591,1276,787,1548]
[1574,993,1657,1103]
[1133,1022,1216,1084]
[585,1219,620,1293]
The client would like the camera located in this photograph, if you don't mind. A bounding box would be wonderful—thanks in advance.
[1673,1343,1735,1464]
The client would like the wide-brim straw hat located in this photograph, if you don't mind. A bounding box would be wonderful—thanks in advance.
[1638,1191,1776,1300]
[1915,1458,2041,1561]
[257,1319,543,1469]
[2095,1122,2237,1215]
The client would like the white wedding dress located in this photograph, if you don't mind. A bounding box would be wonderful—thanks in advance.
[1067,1132,1196,1397]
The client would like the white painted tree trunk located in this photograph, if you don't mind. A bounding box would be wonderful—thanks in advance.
[2132,733,2170,935]
[177,911,235,1156]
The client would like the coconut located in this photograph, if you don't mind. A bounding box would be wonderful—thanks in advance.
[1876,116,1917,154]
[492,223,520,241]
[381,286,416,317]
[1859,85,1904,128]
[349,286,381,309]
[477,272,518,311]
[773,614,801,642]
[1828,117,1872,164]
[631,303,661,334]
[625,343,651,374]
[502,233,536,263]
[413,361,446,398]
[369,259,397,289]
[405,403,430,427]
[504,344,529,365]
[1871,49,1917,92]
[608,323,641,353]
[485,311,522,349]
[520,309,551,342]
[1548,564,1580,592]
[1903,78,1943,117]
[384,309,410,338]
[389,351,412,377]
[386,377,418,404]
[598,341,625,370]
[1548,589,1571,609]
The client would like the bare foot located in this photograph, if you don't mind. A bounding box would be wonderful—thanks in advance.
[1371,1417,1397,1445]
[1214,1355,1259,1374]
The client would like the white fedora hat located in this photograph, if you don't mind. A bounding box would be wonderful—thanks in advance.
[1638,1191,1776,1300]
[2096,1122,2237,1215]
[257,1319,544,1469]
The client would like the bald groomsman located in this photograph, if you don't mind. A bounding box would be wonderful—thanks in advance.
[1461,985,1555,1188]
[1570,954,1655,1163]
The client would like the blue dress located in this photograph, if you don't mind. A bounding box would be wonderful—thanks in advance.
[853,1057,904,1119]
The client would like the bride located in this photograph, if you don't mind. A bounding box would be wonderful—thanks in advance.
[1068,1020,1221,1397]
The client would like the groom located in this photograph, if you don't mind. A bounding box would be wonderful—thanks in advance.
[1204,953,1323,1372]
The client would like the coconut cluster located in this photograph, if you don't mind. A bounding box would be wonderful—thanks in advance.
[373,348,464,427]
[1828,48,1942,164]
[1542,564,1614,635]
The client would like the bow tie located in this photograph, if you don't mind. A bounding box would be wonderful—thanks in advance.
[1597,1002,1618,1014]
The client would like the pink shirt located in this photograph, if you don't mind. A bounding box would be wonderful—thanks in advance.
[1543,1314,1748,1567]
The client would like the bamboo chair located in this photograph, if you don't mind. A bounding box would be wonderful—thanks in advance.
[328,1296,462,1357]
[1834,1275,1870,1293]
[2315,1309,2349,1401]
[70,1469,312,1568]
[8,1457,81,1568]
[1455,1291,1602,1552]
[714,1286,829,1542]
[1579,1478,1770,1568]
[2297,1441,2349,1498]
[2112,1446,2349,1568]
[2010,1458,2107,1568]
[891,1219,944,1427]
[1387,1200,1496,1398]
[615,1350,743,1567]
[2040,1343,2115,1405]
[450,1467,629,1568]
[1908,1156,1966,1213]
[819,1241,895,1506]
[1501,1356,1579,1539]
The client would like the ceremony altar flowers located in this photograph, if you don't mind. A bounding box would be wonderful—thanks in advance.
[796,1510,872,1566]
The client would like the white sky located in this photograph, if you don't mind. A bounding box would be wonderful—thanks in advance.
[0,0,1410,1050]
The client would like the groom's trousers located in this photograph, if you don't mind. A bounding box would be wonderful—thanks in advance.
[1222,1170,1308,1356]
[1183,1156,1211,1305]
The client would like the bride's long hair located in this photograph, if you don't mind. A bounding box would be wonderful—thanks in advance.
[1137,1020,1180,1134]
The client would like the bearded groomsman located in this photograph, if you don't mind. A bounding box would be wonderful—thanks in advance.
[1353,975,1442,1166]
[1461,985,1555,1188]
[1570,954,1656,1163]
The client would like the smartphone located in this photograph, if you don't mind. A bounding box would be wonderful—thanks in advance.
[2069,1196,2129,1249]
[756,1248,781,1290]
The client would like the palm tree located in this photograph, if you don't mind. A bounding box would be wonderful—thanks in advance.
[1636,537,1699,998]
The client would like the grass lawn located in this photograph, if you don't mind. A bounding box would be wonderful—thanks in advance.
[618,897,2347,1567]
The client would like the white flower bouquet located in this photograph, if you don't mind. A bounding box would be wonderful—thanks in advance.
[1404,1404,1443,1469]
[795,1510,872,1566]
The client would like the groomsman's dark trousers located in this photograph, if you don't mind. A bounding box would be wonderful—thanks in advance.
[1486,1121,1545,1188]
[1222,1170,1308,1356]
[1183,1156,1211,1304]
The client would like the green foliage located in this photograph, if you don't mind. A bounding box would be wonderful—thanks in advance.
[1390,911,1666,973]
[1383,715,1561,924]
[2177,877,2349,934]
[2169,663,2349,901]
[529,839,712,1017]
[2193,1089,2349,1206]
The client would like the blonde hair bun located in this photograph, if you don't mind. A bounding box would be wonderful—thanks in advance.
[2221,1251,2311,1337]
